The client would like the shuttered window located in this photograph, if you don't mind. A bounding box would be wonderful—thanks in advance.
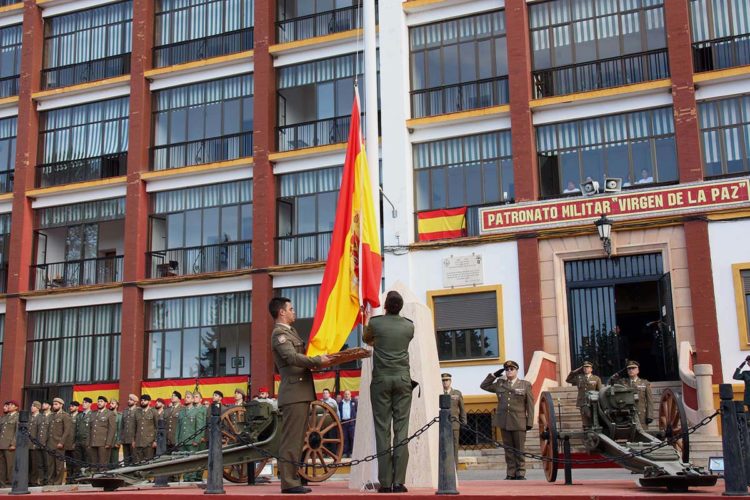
[433,291,500,362]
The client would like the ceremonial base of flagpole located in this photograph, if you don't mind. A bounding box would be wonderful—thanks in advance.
[349,281,443,490]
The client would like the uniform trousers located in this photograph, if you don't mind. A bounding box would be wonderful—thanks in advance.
[452,429,460,467]
[92,446,110,466]
[29,449,44,485]
[500,429,527,478]
[342,420,355,457]
[182,444,202,481]
[48,452,66,485]
[579,406,592,428]
[0,449,14,487]
[134,445,155,463]
[121,444,134,465]
[278,401,309,490]
[110,446,120,465]
[65,450,77,483]
[371,373,412,488]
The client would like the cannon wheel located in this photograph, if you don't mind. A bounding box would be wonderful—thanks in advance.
[537,391,559,482]
[298,400,344,482]
[658,388,690,463]
[220,406,270,483]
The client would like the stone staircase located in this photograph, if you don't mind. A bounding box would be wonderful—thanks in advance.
[462,383,723,471]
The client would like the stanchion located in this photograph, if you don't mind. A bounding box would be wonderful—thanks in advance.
[154,419,169,487]
[563,435,572,485]
[205,403,225,495]
[736,402,750,487]
[10,410,30,495]
[720,384,749,496]
[436,394,458,495]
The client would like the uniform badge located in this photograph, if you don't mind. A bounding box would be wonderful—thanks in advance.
[278,335,287,344]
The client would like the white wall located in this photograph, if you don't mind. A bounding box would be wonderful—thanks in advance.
[98,220,125,255]
[708,219,750,382]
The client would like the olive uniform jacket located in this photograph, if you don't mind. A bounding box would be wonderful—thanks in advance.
[445,389,466,431]
[271,323,323,407]
[37,412,52,447]
[28,412,41,450]
[164,404,184,446]
[623,377,653,423]
[134,407,159,447]
[480,374,534,431]
[565,369,603,408]
[176,405,205,446]
[364,314,414,374]
[0,412,18,449]
[47,411,74,451]
[119,407,137,446]
[90,408,117,448]
[75,410,92,447]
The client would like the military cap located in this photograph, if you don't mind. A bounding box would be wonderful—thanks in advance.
[258,386,269,393]
[6,400,19,408]
[582,361,593,368]
[503,360,520,370]
[32,401,41,409]
[156,398,165,404]
[441,373,452,380]
[626,360,640,368]
[69,401,80,407]
[128,393,139,402]
[140,394,152,401]
[213,390,224,398]
[172,391,182,399]
[97,395,108,403]
[83,397,93,404]
[184,391,193,397]
[234,388,246,397]
[52,397,65,405]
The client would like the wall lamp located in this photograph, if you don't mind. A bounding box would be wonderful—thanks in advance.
[595,214,613,257]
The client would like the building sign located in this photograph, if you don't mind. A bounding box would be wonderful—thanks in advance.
[442,254,483,288]
[480,179,750,234]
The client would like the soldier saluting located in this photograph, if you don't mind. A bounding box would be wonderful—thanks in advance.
[565,361,602,428]
[481,360,534,480]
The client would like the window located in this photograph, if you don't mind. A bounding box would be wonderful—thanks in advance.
[0,24,22,98]
[147,292,251,379]
[414,130,513,236]
[277,0,363,43]
[0,214,8,293]
[37,198,126,229]
[734,264,750,347]
[536,107,677,198]
[28,304,122,385]
[409,10,508,118]
[0,116,16,193]
[428,287,503,363]
[690,0,750,72]
[529,0,668,97]
[42,1,133,89]
[153,74,253,170]
[277,167,341,265]
[149,179,253,277]
[38,97,129,187]
[154,0,254,68]
[699,94,750,178]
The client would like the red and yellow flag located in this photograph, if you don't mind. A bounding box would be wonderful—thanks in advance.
[307,89,381,356]
[417,207,467,241]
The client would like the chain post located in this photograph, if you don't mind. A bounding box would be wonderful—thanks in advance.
[563,435,572,485]
[10,410,30,495]
[154,419,169,488]
[205,403,225,495]
[437,394,458,495]
[720,384,749,496]
[736,402,750,487]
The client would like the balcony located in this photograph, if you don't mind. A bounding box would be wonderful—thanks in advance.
[277,231,332,265]
[32,255,123,290]
[42,53,131,90]
[277,4,370,44]
[277,115,353,152]
[693,34,750,73]
[153,28,254,68]
[0,74,18,99]
[152,131,253,171]
[36,152,127,188]
[532,49,670,99]
[411,76,509,119]
[147,240,252,278]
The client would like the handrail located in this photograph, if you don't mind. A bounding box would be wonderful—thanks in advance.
[147,240,252,278]
[277,4,374,43]
[410,75,509,118]
[32,255,124,290]
[151,131,253,171]
[692,33,750,72]
[36,152,127,188]
[42,53,131,90]
[276,231,333,265]
[153,27,254,68]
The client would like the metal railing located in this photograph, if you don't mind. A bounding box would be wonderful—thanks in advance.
[152,131,253,171]
[277,231,332,265]
[277,115,353,152]
[32,255,124,290]
[147,240,252,278]
[532,49,670,99]
[0,74,18,99]
[153,27,254,68]
[411,75,509,118]
[693,33,750,73]
[459,409,498,450]
[36,152,127,188]
[277,4,372,43]
[0,169,12,194]
[42,53,131,90]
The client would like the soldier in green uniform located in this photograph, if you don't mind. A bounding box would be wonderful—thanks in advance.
[28,401,43,486]
[90,396,117,466]
[66,401,81,482]
[441,373,466,468]
[46,398,74,485]
[565,361,602,428]
[481,360,534,480]
[0,400,19,488]
[134,395,159,463]
[269,296,328,494]
[109,399,122,465]
[177,391,206,482]
[78,397,94,464]
[119,394,138,465]
[622,360,653,427]
[364,291,414,494]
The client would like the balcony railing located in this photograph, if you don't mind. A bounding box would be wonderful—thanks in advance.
[693,34,750,73]
[277,4,370,43]
[0,74,18,99]
[532,49,670,99]
[411,76,509,119]
[0,169,12,194]
[42,53,131,90]
[152,131,253,171]
[277,231,332,265]
[32,255,124,290]
[153,28,254,68]
[278,116,352,152]
[147,240,252,278]
[36,152,127,188]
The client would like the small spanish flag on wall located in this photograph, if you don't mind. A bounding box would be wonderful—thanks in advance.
[417,207,467,241]
[73,383,119,404]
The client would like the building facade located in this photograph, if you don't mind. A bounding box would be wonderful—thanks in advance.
[0,0,748,416]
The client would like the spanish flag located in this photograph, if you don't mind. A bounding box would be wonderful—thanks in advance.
[73,383,119,404]
[307,89,382,357]
[417,207,467,241]
[141,376,248,405]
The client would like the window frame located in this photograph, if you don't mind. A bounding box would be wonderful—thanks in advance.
[0,24,22,98]
[733,263,750,348]
[427,285,504,367]
[698,94,750,179]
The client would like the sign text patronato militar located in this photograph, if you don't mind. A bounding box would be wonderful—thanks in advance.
[480,179,750,234]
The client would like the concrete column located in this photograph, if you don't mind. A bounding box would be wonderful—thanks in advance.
[693,364,719,436]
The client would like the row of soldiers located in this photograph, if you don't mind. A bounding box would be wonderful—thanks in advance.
[0,387,249,487]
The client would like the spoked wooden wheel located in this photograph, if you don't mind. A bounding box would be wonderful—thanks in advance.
[298,401,344,482]
[658,388,690,463]
[220,406,270,483]
[537,391,559,482]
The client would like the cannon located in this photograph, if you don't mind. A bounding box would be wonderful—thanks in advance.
[85,400,344,491]
[537,383,718,492]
